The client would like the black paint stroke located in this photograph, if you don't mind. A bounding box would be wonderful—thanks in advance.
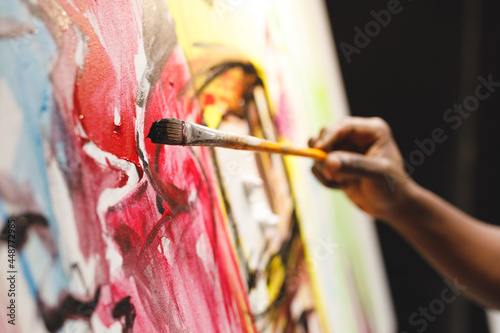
[41,287,100,332]
[156,194,165,215]
[1,214,49,249]
[1,214,104,331]
[112,296,136,333]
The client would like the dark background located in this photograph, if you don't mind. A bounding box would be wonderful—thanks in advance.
[325,0,500,332]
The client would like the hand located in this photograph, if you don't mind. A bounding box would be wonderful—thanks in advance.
[309,117,417,221]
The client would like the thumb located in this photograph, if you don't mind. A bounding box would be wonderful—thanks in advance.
[321,151,389,180]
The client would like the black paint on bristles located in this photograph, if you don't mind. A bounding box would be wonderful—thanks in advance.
[147,118,184,145]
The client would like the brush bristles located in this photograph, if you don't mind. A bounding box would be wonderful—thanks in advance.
[147,118,184,145]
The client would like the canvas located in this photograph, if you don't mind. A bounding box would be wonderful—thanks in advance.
[0,0,394,332]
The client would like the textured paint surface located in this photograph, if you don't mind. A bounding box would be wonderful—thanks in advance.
[0,0,253,332]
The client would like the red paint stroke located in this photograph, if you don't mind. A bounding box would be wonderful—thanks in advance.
[63,0,141,166]
[204,93,215,105]
[41,1,255,331]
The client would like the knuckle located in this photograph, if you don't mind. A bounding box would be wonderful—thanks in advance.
[379,158,392,174]
[336,154,348,172]
[340,153,371,176]
[348,155,363,170]
[371,117,390,133]
[370,116,386,127]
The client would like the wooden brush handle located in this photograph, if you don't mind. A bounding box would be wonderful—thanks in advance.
[217,137,328,161]
[184,121,328,161]
[248,141,328,161]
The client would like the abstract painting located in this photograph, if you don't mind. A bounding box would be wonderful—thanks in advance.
[0,0,394,332]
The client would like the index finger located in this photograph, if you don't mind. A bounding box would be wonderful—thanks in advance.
[314,117,390,153]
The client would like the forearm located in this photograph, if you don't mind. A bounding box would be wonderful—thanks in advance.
[384,182,500,309]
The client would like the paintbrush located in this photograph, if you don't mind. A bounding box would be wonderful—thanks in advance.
[147,118,327,161]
